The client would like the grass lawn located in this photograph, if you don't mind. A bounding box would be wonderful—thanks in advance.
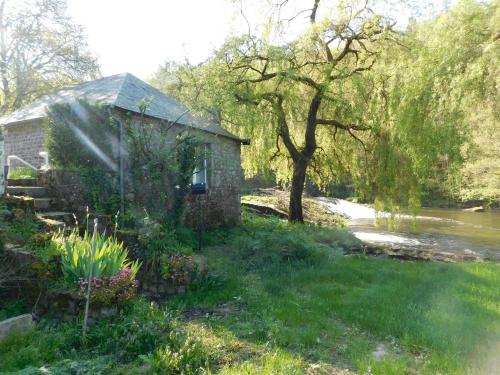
[174,214,500,374]
[0,212,498,374]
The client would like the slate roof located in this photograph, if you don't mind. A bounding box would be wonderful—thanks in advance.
[0,73,242,142]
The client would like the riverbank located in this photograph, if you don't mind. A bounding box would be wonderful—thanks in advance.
[242,190,500,262]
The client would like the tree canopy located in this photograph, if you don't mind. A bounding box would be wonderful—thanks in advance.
[0,0,100,113]
[153,0,499,215]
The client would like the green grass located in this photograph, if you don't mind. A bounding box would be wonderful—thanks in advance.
[173,213,500,374]
[7,167,37,180]
[0,212,498,374]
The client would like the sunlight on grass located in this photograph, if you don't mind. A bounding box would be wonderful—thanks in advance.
[178,213,500,374]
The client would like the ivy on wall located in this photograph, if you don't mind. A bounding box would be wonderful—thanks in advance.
[45,100,200,224]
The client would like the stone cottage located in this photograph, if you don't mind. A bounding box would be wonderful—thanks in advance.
[0,73,247,226]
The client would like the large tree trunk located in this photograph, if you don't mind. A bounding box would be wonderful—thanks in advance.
[289,159,307,222]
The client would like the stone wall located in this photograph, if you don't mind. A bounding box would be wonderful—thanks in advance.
[38,170,88,214]
[4,120,46,168]
[114,111,243,228]
[184,134,242,227]
[13,111,243,228]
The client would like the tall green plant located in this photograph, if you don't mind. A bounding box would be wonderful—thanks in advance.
[123,108,201,224]
[57,229,140,284]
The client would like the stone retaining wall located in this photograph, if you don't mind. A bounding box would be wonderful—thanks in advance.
[38,169,88,215]
[0,314,34,341]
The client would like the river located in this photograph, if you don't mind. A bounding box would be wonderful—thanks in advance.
[317,198,500,261]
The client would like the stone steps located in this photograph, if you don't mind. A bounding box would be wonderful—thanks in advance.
[33,197,54,211]
[36,211,74,225]
[6,195,54,211]
[7,178,37,187]
[6,177,73,229]
[35,215,65,229]
[7,186,47,198]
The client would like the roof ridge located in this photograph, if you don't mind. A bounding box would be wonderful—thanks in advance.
[113,72,131,106]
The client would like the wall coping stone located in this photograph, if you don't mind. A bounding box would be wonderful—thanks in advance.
[0,314,34,342]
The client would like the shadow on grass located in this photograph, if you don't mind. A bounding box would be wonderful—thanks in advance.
[173,241,499,374]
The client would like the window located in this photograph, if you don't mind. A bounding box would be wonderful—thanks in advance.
[192,144,209,188]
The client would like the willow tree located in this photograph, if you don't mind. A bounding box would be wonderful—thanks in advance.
[198,1,393,222]
[153,0,483,221]
[363,0,499,208]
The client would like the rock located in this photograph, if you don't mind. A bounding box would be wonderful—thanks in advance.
[158,283,166,294]
[372,344,388,362]
[0,314,34,341]
[5,246,35,264]
[463,206,485,212]
[166,286,177,295]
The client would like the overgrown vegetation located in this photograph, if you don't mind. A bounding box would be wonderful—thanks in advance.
[57,228,139,284]
[46,100,121,214]
[1,211,498,374]
[0,300,210,374]
[46,99,202,224]
[123,103,201,225]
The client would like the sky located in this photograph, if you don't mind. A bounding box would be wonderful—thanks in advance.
[67,0,454,80]
[67,0,238,79]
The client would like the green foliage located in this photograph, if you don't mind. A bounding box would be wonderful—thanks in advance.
[124,112,201,224]
[46,100,121,214]
[46,99,201,220]
[0,300,211,372]
[177,212,499,374]
[0,208,40,246]
[57,229,139,284]
[138,217,194,269]
[0,319,82,372]
[0,300,27,321]
[153,0,499,210]
[143,331,208,375]
[231,212,359,269]
[7,167,37,180]
[0,0,99,113]
[160,254,197,286]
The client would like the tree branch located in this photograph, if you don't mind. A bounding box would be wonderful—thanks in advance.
[316,118,370,131]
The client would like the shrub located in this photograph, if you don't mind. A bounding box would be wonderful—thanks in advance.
[85,300,177,362]
[160,254,196,286]
[0,210,39,246]
[0,300,207,371]
[138,217,193,269]
[124,113,201,224]
[57,229,140,284]
[77,267,138,306]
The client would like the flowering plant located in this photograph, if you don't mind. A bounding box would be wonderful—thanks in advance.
[160,254,196,286]
[78,267,138,306]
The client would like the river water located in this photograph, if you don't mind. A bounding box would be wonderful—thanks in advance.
[317,198,500,260]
